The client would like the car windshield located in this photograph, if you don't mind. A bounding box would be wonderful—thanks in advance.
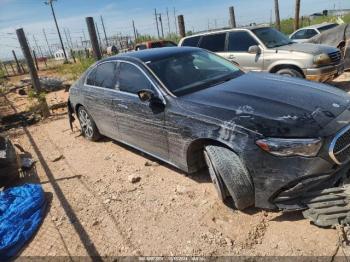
[147,50,243,96]
[253,27,294,48]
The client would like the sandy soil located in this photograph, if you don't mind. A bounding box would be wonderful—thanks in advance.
[1,71,350,258]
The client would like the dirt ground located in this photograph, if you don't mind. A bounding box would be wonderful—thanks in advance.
[2,70,350,259]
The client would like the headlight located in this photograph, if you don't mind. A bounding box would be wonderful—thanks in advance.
[256,138,322,157]
[313,53,331,66]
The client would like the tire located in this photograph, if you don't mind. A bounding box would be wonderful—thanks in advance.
[276,68,304,78]
[204,145,254,210]
[77,106,100,141]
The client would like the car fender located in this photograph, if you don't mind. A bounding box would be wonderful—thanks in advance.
[267,60,305,74]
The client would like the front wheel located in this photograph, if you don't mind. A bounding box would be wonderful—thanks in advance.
[77,106,100,141]
[276,68,304,78]
[204,145,254,210]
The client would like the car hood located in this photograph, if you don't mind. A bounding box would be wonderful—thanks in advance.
[275,42,338,55]
[178,72,350,137]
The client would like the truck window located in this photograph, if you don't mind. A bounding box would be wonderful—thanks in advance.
[291,29,307,39]
[199,33,226,52]
[181,36,201,47]
[228,31,258,52]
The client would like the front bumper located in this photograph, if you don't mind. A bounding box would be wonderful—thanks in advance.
[303,61,344,82]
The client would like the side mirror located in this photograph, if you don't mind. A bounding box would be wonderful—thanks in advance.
[137,89,155,102]
[248,45,261,54]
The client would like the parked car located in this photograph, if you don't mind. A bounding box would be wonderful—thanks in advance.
[289,23,339,43]
[179,26,344,82]
[135,40,177,51]
[68,47,350,214]
[307,23,350,70]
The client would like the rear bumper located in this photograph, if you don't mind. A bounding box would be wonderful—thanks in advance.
[303,61,344,82]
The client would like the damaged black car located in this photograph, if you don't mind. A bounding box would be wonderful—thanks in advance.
[68,47,350,215]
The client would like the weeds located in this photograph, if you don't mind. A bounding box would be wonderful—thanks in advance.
[27,89,50,117]
[54,57,95,81]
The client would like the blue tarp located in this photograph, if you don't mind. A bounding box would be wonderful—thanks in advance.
[0,184,46,260]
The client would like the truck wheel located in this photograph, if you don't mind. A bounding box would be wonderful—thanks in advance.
[276,68,304,78]
[77,106,100,141]
[204,145,254,210]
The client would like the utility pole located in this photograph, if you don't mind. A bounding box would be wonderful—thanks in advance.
[132,20,137,41]
[45,0,68,63]
[63,28,71,48]
[67,28,74,48]
[178,15,186,38]
[100,15,109,47]
[95,22,103,52]
[16,28,41,92]
[159,14,164,38]
[274,0,281,31]
[86,17,102,60]
[43,29,53,58]
[154,9,160,39]
[166,8,171,34]
[229,6,236,28]
[12,50,22,74]
[82,29,87,42]
[32,50,39,71]
[32,35,43,58]
[173,7,178,34]
[294,0,301,31]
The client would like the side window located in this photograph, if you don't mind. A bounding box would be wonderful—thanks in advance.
[291,29,306,39]
[305,29,318,38]
[199,33,226,52]
[117,62,152,94]
[136,45,146,51]
[228,31,258,52]
[181,36,201,47]
[86,67,97,86]
[93,62,117,89]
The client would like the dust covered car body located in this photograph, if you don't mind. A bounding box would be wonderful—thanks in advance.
[68,47,350,211]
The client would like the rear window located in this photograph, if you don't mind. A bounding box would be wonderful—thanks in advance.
[199,33,226,52]
[318,24,338,33]
[181,36,201,47]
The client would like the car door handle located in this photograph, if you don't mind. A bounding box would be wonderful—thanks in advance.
[117,103,128,109]
[228,55,236,59]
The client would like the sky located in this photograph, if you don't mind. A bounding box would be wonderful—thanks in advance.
[1,0,350,60]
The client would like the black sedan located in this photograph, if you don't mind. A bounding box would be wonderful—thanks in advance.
[68,47,350,211]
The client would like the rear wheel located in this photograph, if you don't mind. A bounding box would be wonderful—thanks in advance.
[77,106,100,141]
[276,68,304,78]
[204,145,254,210]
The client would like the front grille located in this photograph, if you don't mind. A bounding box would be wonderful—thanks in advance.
[329,125,350,165]
[328,51,342,64]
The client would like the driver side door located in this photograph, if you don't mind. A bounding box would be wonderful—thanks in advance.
[113,61,169,160]
[221,31,264,71]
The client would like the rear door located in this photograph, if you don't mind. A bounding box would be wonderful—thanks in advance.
[113,61,168,160]
[84,62,120,140]
[221,31,263,71]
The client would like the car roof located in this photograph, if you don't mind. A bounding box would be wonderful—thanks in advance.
[137,40,174,45]
[102,47,200,63]
[181,25,270,40]
[295,22,338,31]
